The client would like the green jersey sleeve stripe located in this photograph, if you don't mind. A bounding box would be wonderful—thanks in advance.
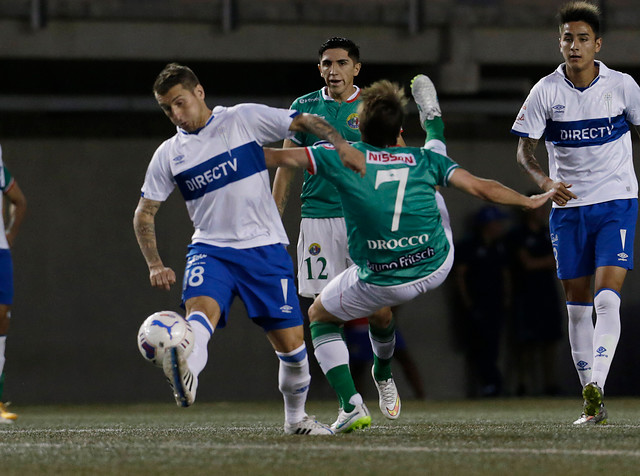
[443,164,460,186]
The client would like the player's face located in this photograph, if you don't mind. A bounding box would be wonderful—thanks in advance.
[559,21,601,74]
[318,48,361,102]
[155,84,209,132]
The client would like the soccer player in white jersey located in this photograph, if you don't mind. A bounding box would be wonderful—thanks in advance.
[511,1,640,425]
[133,63,365,436]
[265,80,552,432]
[0,146,27,424]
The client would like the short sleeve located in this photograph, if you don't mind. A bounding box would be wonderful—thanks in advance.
[511,80,548,140]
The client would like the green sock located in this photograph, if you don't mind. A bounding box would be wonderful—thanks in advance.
[310,321,358,411]
[370,317,396,381]
[424,116,446,145]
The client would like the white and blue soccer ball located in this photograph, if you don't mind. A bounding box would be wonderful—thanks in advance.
[137,310,195,367]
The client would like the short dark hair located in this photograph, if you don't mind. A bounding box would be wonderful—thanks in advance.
[358,80,407,148]
[318,37,360,63]
[153,63,201,96]
[558,1,601,38]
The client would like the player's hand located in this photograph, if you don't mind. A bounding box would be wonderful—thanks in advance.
[336,143,366,177]
[544,180,577,206]
[149,265,176,291]
[524,189,554,209]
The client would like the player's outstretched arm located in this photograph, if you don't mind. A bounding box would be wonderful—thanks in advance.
[4,179,26,248]
[289,113,365,176]
[517,137,576,206]
[449,168,553,210]
[272,138,298,217]
[133,197,176,291]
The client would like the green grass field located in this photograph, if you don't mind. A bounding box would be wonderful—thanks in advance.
[2,398,640,475]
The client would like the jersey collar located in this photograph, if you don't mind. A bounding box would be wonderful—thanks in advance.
[556,60,608,90]
[321,85,361,103]
[178,111,215,135]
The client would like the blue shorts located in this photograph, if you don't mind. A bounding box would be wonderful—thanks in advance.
[550,199,637,280]
[0,249,13,306]
[181,243,303,332]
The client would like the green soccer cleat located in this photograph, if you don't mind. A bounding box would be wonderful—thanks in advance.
[582,382,604,416]
[573,403,608,425]
[331,403,372,434]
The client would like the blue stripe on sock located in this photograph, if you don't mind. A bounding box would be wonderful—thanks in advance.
[595,288,621,299]
[277,347,307,363]
[187,313,214,336]
[566,301,594,307]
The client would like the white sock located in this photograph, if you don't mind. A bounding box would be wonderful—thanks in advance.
[591,289,621,392]
[276,343,311,424]
[313,332,350,374]
[186,312,214,377]
[567,303,594,387]
[369,331,395,360]
[0,335,5,375]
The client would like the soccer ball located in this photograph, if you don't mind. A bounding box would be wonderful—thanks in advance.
[137,310,195,367]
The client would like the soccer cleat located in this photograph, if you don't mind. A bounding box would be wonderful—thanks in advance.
[284,415,334,435]
[163,346,197,407]
[371,366,401,420]
[0,402,17,424]
[410,74,442,128]
[331,403,372,433]
[582,382,604,416]
[573,403,608,425]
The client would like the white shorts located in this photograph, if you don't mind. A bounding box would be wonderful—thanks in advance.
[296,217,353,298]
[319,237,455,321]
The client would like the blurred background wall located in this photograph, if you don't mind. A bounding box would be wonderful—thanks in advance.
[1,0,639,404]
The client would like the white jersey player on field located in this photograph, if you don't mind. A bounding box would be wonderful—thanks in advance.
[512,1,640,425]
[133,63,365,436]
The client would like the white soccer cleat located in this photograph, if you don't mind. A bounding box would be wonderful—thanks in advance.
[163,346,197,407]
[331,403,372,433]
[371,366,401,420]
[284,415,334,435]
[0,402,17,424]
[411,74,442,128]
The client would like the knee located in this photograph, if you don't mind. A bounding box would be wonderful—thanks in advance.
[369,307,393,328]
[594,289,621,313]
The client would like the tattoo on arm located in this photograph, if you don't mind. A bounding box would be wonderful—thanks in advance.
[133,199,163,267]
[517,137,549,189]
[293,114,345,147]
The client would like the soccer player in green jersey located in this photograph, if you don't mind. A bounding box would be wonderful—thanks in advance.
[274,37,420,422]
[265,79,553,432]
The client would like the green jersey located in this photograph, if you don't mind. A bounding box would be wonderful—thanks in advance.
[307,142,459,286]
[290,87,362,218]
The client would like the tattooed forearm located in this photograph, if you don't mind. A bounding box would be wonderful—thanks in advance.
[517,137,551,190]
[133,198,163,267]
[291,113,347,147]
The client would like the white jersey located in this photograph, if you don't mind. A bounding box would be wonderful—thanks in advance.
[141,103,298,249]
[511,61,640,207]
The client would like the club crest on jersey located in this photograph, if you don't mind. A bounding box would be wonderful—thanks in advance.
[308,243,321,256]
[346,113,359,130]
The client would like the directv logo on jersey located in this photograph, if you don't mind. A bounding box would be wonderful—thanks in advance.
[366,151,416,165]
[559,125,613,141]
[184,158,238,191]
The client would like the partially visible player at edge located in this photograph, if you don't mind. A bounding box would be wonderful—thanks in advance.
[0,145,27,424]
[133,63,365,436]
[264,79,552,433]
[511,1,640,425]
